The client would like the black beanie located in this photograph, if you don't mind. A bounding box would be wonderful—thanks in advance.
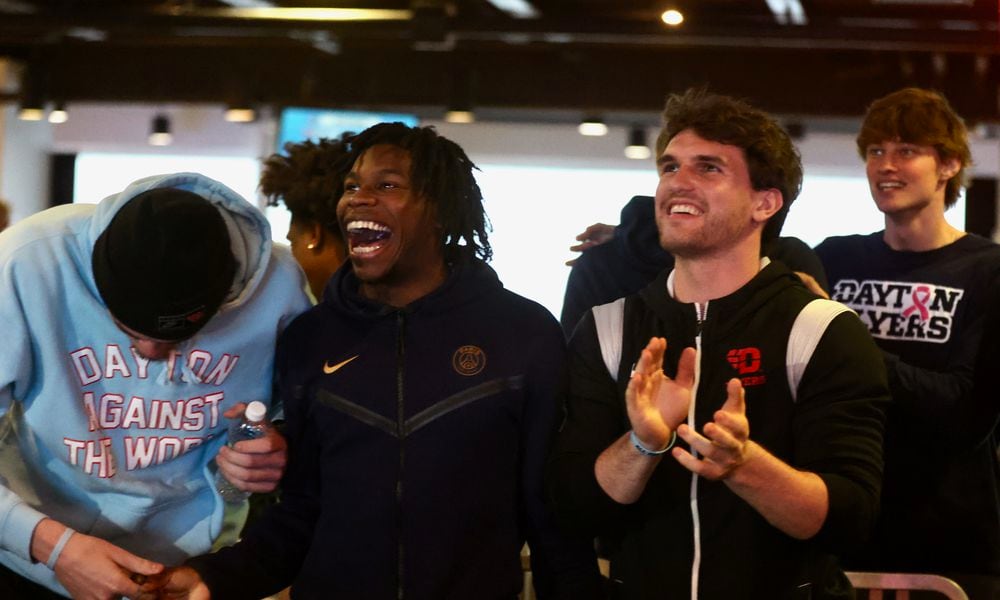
[92,188,237,341]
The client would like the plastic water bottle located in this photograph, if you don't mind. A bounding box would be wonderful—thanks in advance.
[215,400,269,504]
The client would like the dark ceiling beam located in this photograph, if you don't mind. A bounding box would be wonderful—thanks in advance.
[2,1,998,121]
[0,9,997,53]
[13,43,994,120]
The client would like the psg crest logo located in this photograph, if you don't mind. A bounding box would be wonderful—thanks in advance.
[452,345,486,376]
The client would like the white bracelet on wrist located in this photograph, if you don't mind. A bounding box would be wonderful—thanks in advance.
[45,527,75,570]
[630,429,677,456]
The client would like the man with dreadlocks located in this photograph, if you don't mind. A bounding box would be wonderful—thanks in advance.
[152,123,603,600]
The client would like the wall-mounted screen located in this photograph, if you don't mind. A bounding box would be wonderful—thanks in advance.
[276,108,420,149]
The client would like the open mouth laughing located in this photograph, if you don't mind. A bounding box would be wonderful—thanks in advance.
[345,220,392,255]
[667,202,704,216]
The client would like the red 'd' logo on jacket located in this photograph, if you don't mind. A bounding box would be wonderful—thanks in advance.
[727,347,766,387]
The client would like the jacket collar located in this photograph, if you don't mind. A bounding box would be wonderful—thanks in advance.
[641,258,802,334]
[325,258,503,319]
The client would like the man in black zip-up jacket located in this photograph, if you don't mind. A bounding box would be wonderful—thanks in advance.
[549,89,889,600]
[156,124,602,599]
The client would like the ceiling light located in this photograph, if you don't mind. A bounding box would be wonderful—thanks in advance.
[578,117,608,137]
[48,102,69,124]
[444,109,475,124]
[445,68,477,124]
[219,0,275,6]
[765,0,807,25]
[661,9,684,26]
[625,126,651,160]
[148,114,173,146]
[485,0,539,18]
[18,93,45,121]
[17,68,45,121]
[224,107,257,123]
[161,7,412,21]
[18,104,44,121]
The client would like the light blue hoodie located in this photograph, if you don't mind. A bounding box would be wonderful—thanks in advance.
[0,173,310,595]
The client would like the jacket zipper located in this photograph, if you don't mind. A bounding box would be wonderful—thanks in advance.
[689,301,707,600]
[395,311,406,600]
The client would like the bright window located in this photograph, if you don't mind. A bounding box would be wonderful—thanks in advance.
[73,154,967,321]
[73,154,261,208]
[786,175,965,247]
[477,164,655,319]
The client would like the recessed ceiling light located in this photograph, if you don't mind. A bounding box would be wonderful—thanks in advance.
[149,114,173,146]
[578,117,608,137]
[661,9,684,26]
[224,107,257,123]
[625,126,652,160]
[444,109,476,124]
[48,103,69,124]
[18,107,44,121]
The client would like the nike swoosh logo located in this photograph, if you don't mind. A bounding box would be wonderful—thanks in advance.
[323,355,359,375]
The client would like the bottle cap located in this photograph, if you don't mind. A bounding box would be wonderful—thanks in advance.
[244,401,267,423]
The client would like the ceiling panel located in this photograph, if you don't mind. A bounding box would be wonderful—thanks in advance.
[1,0,998,120]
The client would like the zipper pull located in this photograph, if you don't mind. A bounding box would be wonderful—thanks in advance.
[695,301,707,336]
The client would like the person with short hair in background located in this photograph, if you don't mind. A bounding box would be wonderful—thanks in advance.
[815,87,1000,597]
[260,135,352,301]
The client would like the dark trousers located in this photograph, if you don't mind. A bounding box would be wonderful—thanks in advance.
[0,561,67,599]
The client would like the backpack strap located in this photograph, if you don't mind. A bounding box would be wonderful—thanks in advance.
[592,298,626,382]
[786,298,853,401]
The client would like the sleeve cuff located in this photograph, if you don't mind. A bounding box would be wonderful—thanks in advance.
[815,472,877,553]
[0,499,47,562]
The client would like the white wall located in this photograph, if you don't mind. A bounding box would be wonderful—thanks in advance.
[51,103,271,158]
[0,103,52,223]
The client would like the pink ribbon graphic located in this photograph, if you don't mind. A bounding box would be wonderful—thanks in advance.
[902,285,931,321]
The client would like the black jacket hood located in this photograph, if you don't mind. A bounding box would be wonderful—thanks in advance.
[324,257,503,319]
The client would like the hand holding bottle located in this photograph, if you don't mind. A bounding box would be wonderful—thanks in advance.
[214,401,288,501]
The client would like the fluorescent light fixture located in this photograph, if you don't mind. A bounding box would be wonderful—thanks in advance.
[219,0,274,6]
[48,103,69,124]
[661,9,684,26]
[165,7,412,21]
[625,126,651,160]
[485,0,539,18]
[578,117,608,137]
[625,145,651,160]
[148,114,173,146]
[18,106,44,121]
[224,107,257,123]
[444,109,475,124]
[764,0,807,25]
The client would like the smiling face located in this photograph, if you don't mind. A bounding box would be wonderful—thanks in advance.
[337,144,447,307]
[865,139,959,218]
[654,129,781,260]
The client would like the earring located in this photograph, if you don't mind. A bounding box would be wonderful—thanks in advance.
[307,243,316,250]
